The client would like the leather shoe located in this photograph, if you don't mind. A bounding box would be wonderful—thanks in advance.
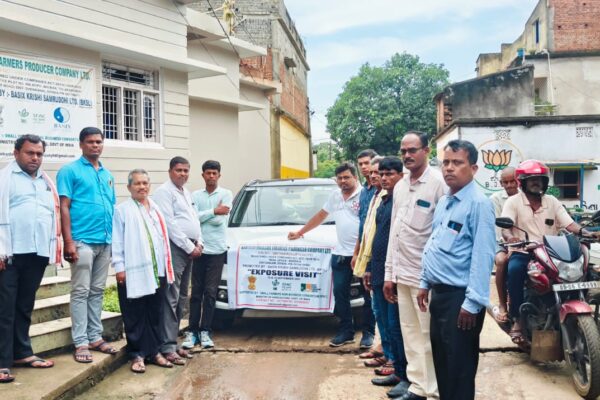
[387,380,410,398]
[397,392,426,400]
[371,374,401,386]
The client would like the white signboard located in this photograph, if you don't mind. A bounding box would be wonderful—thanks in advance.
[0,52,97,161]
[227,244,334,313]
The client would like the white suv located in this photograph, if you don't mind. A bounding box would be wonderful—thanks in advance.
[214,178,366,328]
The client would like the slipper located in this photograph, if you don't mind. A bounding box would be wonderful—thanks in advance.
[152,354,173,369]
[130,357,146,374]
[89,340,118,355]
[359,350,384,359]
[177,348,193,359]
[374,363,395,376]
[163,352,186,366]
[73,347,93,364]
[0,368,14,383]
[510,328,527,345]
[13,356,54,368]
[364,356,387,368]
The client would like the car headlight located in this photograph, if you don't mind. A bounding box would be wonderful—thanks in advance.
[552,255,584,282]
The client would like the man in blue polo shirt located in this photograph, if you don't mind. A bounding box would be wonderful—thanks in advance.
[57,127,117,364]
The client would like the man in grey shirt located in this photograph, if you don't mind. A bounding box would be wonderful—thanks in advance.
[153,156,203,365]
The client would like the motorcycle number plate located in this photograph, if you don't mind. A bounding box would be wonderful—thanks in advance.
[552,281,600,292]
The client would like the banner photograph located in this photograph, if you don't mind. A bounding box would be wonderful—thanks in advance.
[227,244,334,313]
[0,52,96,161]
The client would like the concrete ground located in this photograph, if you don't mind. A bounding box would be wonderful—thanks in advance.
[78,314,581,400]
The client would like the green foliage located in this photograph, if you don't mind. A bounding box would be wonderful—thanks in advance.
[103,284,121,313]
[326,53,449,160]
[314,159,338,178]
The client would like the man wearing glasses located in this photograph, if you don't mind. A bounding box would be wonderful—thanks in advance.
[383,132,446,400]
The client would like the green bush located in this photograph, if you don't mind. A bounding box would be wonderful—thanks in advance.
[103,284,121,313]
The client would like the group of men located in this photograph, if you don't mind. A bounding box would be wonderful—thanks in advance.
[0,128,232,381]
[291,132,498,400]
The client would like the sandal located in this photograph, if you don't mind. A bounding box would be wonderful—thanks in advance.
[359,350,384,359]
[13,356,54,368]
[177,348,193,359]
[89,340,118,355]
[152,354,173,369]
[510,327,527,345]
[374,362,395,376]
[0,368,14,383]
[130,357,146,373]
[73,346,93,364]
[162,352,186,366]
[364,356,387,368]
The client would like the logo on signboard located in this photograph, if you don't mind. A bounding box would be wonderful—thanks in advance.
[247,275,257,290]
[18,108,29,123]
[272,279,280,291]
[476,140,523,192]
[301,283,319,293]
[32,113,45,124]
[0,104,4,127]
[53,107,70,123]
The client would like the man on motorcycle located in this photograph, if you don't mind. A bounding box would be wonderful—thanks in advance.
[490,167,519,322]
[501,160,598,344]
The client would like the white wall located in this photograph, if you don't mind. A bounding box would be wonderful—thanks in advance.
[0,30,190,202]
[436,122,600,207]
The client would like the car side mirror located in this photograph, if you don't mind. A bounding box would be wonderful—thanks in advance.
[495,217,514,229]
[592,211,600,223]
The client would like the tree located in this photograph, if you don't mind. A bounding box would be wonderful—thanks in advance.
[313,142,342,178]
[326,53,449,160]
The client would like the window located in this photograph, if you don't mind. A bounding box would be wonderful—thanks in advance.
[553,169,580,199]
[101,62,160,143]
[533,19,540,44]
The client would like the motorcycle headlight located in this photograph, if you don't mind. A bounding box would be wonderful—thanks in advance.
[552,255,584,282]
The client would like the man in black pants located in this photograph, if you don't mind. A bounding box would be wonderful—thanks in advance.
[0,135,61,383]
[183,160,233,349]
[417,140,496,399]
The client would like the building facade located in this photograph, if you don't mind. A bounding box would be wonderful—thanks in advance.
[0,0,276,197]
[192,0,312,178]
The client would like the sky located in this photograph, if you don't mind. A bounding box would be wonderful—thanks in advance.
[284,0,540,143]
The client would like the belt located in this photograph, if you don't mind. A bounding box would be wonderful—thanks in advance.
[431,283,466,293]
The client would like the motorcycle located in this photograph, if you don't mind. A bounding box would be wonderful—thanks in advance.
[494,212,600,399]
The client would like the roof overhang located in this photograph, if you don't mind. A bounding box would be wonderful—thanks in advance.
[240,76,282,94]
[206,36,267,58]
[543,161,599,170]
[189,92,265,111]
[0,14,225,78]
[185,8,226,41]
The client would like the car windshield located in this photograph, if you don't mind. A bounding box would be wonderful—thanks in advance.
[229,184,336,227]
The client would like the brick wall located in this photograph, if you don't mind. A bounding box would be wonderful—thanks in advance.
[551,0,600,52]
[240,48,274,81]
[279,61,308,131]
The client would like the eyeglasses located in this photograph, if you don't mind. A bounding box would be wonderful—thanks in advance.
[399,147,423,155]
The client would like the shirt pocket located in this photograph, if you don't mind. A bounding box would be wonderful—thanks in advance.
[408,200,432,229]
[437,226,460,253]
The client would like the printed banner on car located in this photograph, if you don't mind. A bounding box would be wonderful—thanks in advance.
[0,52,97,161]
[227,243,334,313]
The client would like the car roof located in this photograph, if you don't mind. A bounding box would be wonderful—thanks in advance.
[243,178,337,187]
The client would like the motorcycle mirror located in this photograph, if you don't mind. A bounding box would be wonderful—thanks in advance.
[592,210,600,223]
[495,217,514,229]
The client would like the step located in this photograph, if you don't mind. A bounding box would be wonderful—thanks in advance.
[36,276,71,300]
[30,311,123,354]
[32,294,71,324]
[43,263,58,278]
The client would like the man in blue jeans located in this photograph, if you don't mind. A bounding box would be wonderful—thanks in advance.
[364,157,407,387]
[289,162,362,347]
[58,127,117,363]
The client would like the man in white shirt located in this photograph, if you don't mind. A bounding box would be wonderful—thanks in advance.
[153,156,203,366]
[383,132,446,400]
[288,162,361,347]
